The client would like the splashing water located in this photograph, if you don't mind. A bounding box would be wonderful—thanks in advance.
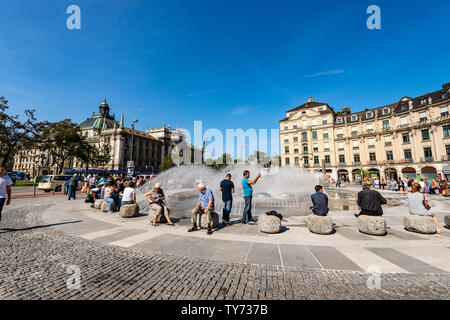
[136,165,324,218]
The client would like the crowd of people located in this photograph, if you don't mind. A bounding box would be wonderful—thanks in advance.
[330,174,449,197]
[79,169,263,236]
[0,164,447,236]
[311,182,442,234]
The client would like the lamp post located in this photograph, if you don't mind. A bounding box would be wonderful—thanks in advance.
[130,120,139,164]
[202,138,208,164]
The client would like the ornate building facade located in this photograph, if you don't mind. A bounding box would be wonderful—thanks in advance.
[13,99,187,175]
[279,82,450,182]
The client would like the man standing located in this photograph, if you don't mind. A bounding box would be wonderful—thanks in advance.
[219,173,234,225]
[310,185,329,216]
[242,170,261,224]
[0,166,12,226]
[68,174,79,200]
[355,184,387,218]
[188,183,215,235]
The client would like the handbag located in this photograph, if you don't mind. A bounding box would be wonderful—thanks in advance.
[422,194,431,210]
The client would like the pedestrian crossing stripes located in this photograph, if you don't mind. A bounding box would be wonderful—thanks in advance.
[77,226,450,274]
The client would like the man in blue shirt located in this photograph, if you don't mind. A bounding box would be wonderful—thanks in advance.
[220,173,234,225]
[310,185,329,216]
[242,170,261,224]
[188,183,215,235]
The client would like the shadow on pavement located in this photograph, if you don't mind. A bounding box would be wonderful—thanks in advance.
[0,220,82,233]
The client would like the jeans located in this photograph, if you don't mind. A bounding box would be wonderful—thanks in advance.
[104,197,115,211]
[68,187,76,200]
[222,200,232,221]
[0,198,5,222]
[243,196,253,221]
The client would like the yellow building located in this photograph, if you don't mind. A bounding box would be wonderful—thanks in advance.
[279,82,450,182]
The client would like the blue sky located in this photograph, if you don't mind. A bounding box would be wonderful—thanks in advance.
[1,0,450,157]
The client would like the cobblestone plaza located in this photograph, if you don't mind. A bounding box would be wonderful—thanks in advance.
[1,188,449,300]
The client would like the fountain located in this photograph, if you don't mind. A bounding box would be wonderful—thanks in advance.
[136,165,325,219]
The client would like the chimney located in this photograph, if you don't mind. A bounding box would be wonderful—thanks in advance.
[307,97,314,103]
[120,113,124,128]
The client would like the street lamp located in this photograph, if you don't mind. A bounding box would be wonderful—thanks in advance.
[130,120,139,163]
[202,138,209,164]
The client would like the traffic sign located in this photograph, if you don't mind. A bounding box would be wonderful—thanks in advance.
[127,168,134,177]
[127,161,135,168]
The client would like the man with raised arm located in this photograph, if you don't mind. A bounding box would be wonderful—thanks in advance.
[241,170,261,224]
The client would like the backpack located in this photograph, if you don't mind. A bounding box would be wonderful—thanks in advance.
[265,210,283,220]
[69,178,77,187]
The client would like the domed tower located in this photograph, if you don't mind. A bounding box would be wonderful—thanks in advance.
[99,99,110,116]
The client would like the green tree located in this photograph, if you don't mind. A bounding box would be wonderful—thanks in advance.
[38,119,84,174]
[160,153,175,171]
[0,97,43,167]
[76,142,111,173]
[249,151,274,168]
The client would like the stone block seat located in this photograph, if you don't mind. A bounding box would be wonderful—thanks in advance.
[200,212,219,229]
[101,200,116,213]
[94,199,104,210]
[357,215,387,236]
[258,212,282,234]
[307,214,334,235]
[148,206,167,223]
[120,204,140,218]
[445,214,450,228]
[404,215,437,234]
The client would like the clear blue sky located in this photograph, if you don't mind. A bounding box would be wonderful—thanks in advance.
[1,0,450,155]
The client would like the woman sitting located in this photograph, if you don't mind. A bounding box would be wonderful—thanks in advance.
[120,181,137,206]
[145,182,175,226]
[103,181,117,213]
[407,183,440,233]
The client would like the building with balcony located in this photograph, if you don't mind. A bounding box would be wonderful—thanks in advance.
[279,82,450,182]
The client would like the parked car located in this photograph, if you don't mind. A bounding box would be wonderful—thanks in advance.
[38,175,73,192]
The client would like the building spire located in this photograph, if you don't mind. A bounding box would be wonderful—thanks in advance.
[120,113,124,128]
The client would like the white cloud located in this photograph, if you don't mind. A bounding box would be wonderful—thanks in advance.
[304,69,345,78]
[186,90,215,97]
[230,105,261,116]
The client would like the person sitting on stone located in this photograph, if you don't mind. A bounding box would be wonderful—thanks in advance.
[355,184,387,218]
[103,181,117,213]
[188,183,214,235]
[145,182,174,226]
[120,181,136,206]
[407,183,440,233]
[310,185,329,216]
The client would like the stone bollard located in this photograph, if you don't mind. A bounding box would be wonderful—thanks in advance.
[357,215,387,236]
[148,206,167,223]
[120,204,140,218]
[258,213,282,234]
[101,200,116,213]
[445,214,450,229]
[94,199,104,210]
[307,214,334,235]
[404,215,437,234]
[200,212,219,229]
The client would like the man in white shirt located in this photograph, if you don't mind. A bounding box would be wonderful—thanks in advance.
[0,166,13,225]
